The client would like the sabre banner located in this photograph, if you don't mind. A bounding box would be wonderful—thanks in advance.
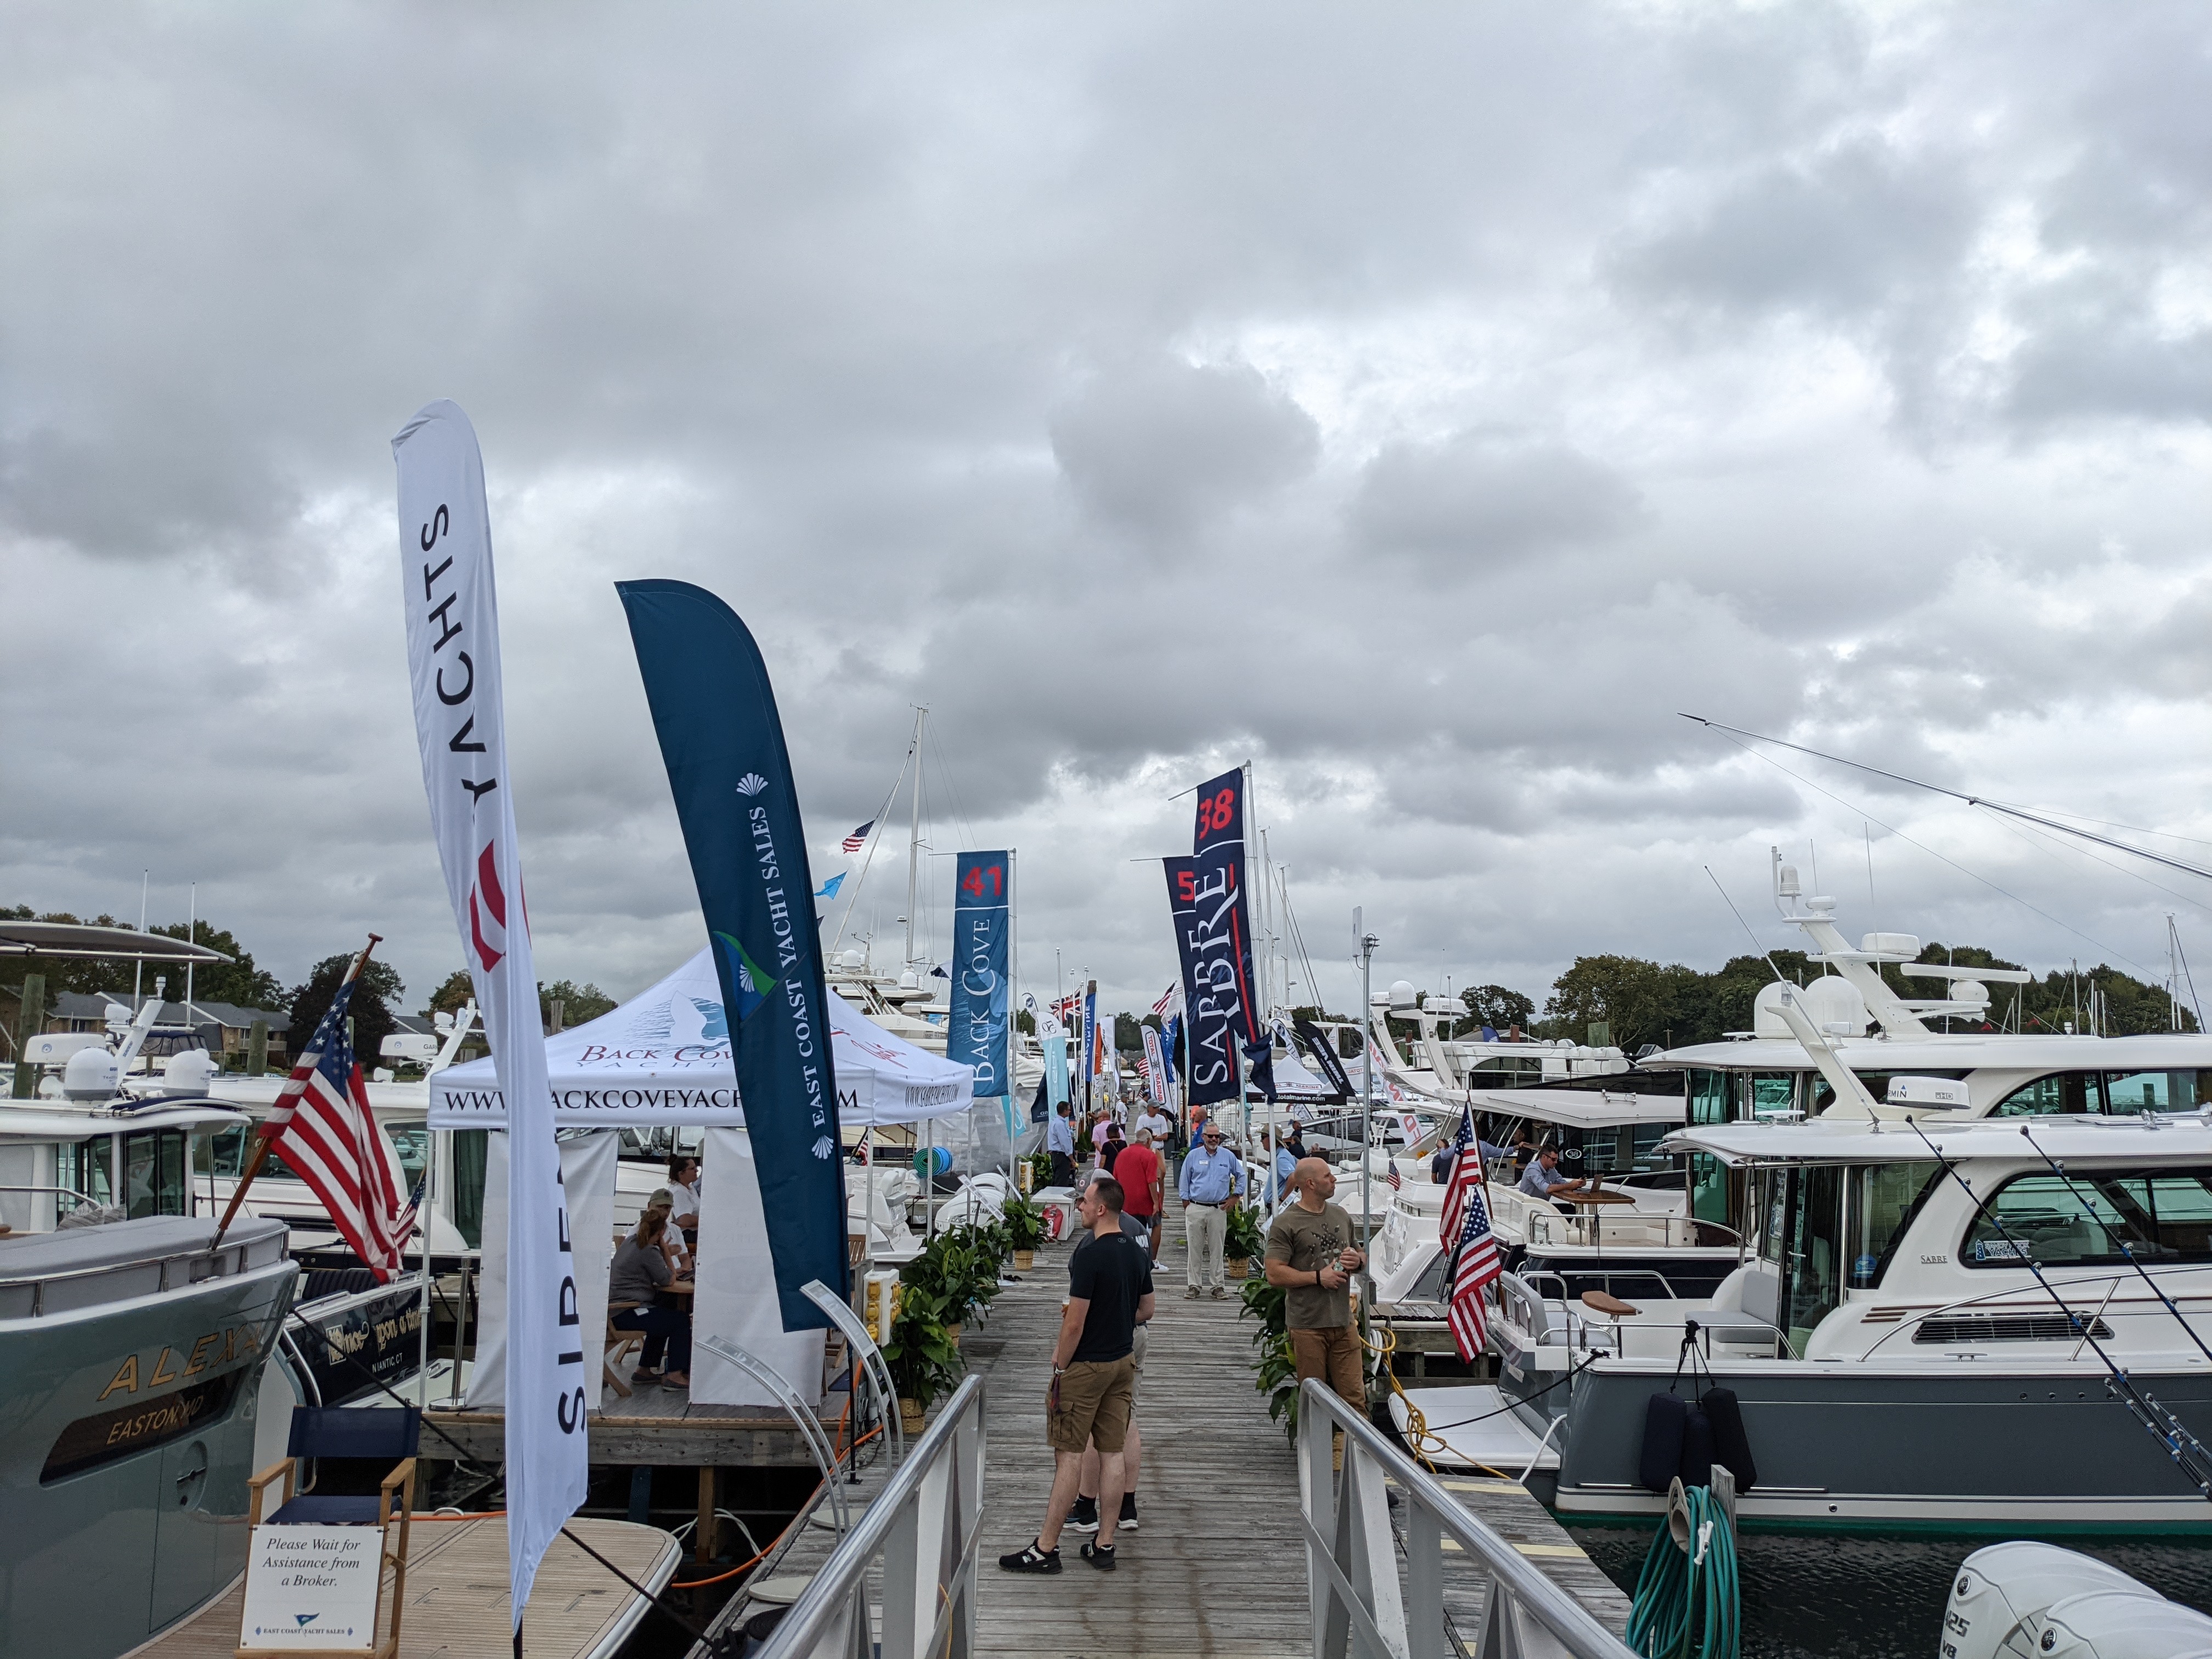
[946,851,1011,1098]
[392,400,585,1630]
[617,579,848,1331]
[1164,766,1262,1106]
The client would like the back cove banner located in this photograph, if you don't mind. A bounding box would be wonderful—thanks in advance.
[945,851,1011,1099]
[617,579,849,1331]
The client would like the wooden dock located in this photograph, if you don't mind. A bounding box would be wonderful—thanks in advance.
[137,1516,679,1659]
[695,1191,1631,1658]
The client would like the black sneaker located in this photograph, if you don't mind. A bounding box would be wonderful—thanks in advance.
[1118,1493,1138,1532]
[998,1539,1062,1574]
[1065,1496,1100,1533]
[1081,1541,1117,1571]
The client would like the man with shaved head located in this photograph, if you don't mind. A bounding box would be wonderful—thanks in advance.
[1263,1156,1367,1451]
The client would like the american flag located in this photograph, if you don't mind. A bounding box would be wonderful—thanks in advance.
[1386,1163,1403,1192]
[1439,1103,1479,1243]
[263,974,416,1280]
[1152,982,1183,1020]
[842,820,874,854]
[1445,1181,1503,1361]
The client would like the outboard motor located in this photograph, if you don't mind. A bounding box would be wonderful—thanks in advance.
[1942,1544,2172,1659]
[2039,1592,2212,1659]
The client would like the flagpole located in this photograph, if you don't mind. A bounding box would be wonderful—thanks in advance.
[216,933,381,1245]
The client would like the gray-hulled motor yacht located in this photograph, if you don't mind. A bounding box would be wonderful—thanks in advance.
[1489,1109,2212,1532]
[0,1097,295,1659]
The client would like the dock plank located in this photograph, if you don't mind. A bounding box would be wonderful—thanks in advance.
[136,1516,678,1659]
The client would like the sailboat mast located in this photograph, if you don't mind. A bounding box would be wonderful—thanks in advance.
[904,706,927,970]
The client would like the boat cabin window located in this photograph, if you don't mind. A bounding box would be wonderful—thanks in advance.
[1962,1167,2212,1267]
[386,1125,430,1190]
[1992,1071,2212,1118]
[196,1124,310,1184]
[1848,1163,1940,1288]
[1688,1070,1729,1126]
[63,1130,192,1218]
[1743,1073,1801,1122]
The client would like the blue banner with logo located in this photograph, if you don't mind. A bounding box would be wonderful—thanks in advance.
[617,579,847,1330]
[946,850,1011,1099]
[1165,766,1262,1107]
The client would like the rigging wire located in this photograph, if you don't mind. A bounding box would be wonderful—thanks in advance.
[1696,723,2146,973]
[1898,1114,2212,1501]
[1681,715,2212,884]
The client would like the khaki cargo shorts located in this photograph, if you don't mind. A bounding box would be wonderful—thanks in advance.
[1048,1353,1136,1454]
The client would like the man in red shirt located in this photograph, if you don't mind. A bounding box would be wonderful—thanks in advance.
[1113,1127,1164,1266]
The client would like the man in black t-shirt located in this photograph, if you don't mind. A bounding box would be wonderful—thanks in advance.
[998,1174,1155,1575]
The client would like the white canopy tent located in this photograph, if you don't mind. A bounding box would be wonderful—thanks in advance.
[429,947,975,1127]
[446,947,978,1409]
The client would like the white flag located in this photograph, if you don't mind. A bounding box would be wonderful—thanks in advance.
[393,400,586,1630]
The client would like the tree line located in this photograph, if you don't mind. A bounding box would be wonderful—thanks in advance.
[2,904,616,1065]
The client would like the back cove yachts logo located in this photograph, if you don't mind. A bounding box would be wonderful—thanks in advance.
[735,773,768,796]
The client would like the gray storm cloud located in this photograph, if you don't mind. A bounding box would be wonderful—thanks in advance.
[7,1,2212,1017]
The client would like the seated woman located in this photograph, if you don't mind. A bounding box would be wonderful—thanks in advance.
[610,1211,691,1387]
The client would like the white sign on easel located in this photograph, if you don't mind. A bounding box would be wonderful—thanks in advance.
[236,1526,385,1654]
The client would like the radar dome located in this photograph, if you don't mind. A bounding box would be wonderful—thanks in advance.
[63,1046,120,1101]
[157,1049,217,1096]
[1388,980,1417,1011]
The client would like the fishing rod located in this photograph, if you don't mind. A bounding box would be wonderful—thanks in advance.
[1897,1115,2212,1499]
[2011,1124,2212,1370]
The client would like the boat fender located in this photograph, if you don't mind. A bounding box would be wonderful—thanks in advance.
[1679,1402,1716,1489]
[1700,1386,1758,1492]
[1639,1392,1687,1493]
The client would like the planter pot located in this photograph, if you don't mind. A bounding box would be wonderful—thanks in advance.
[945,1322,963,1347]
[1013,1249,1035,1272]
[899,1397,926,1436]
[1226,1256,1251,1280]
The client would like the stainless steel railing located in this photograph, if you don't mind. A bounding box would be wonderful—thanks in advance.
[1297,1378,1639,1659]
[751,1374,987,1659]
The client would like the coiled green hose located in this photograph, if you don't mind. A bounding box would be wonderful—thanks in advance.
[1624,1482,1740,1659]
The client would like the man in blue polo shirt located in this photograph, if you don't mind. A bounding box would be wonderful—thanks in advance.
[1177,1123,1245,1299]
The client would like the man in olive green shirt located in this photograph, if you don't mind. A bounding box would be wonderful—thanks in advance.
[1263,1157,1366,1415]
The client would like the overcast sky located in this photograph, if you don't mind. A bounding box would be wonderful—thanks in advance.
[9,3,2212,1024]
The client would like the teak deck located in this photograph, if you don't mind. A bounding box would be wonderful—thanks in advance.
[135,1516,679,1659]
[696,1191,1631,1658]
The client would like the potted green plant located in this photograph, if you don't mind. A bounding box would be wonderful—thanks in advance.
[1223,1203,1266,1280]
[1002,1193,1046,1272]
[1238,1277,1299,1440]
[882,1284,963,1434]
[1021,1148,1054,1193]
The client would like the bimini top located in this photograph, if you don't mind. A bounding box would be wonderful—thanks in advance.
[0,1100,251,1143]
[1470,1085,1684,1132]
[1649,1030,2212,1073]
[1659,1112,2212,1167]
[0,918,232,962]
[430,947,977,1128]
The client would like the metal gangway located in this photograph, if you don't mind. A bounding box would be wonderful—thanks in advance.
[747,1365,1637,1659]
[751,1374,987,1659]
[1297,1378,1639,1659]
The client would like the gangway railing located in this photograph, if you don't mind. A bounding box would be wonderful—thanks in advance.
[1297,1378,1639,1659]
[748,1374,986,1659]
